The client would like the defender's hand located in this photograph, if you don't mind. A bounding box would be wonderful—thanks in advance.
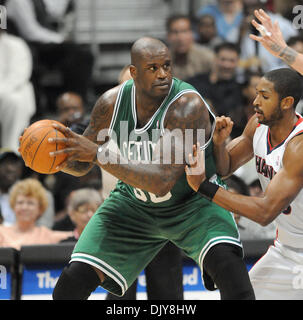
[249,9,287,58]
[185,143,206,192]
[48,123,98,169]
[213,116,233,146]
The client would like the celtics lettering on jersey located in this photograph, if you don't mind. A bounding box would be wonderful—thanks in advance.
[107,78,216,207]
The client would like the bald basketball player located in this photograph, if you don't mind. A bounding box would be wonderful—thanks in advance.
[51,37,254,300]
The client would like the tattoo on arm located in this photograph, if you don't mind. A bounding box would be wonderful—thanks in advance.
[270,43,283,53]
[279,46,298,65]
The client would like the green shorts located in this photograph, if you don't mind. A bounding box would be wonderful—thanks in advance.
[70,190,241,296]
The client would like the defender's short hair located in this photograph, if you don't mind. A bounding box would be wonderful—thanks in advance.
[264,68,303,108]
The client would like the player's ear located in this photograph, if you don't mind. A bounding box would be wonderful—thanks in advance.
[281,96,295,111]
[129,65,137,79]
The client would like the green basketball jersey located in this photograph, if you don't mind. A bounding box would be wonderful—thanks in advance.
[108,77,217,208]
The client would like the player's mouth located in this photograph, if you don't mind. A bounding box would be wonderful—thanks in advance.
[254,108,263,116]
[154,82,170,88]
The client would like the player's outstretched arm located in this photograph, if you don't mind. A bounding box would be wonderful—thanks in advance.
[250,9,303,75]
[186,135,303,226]
[213,115,257,178]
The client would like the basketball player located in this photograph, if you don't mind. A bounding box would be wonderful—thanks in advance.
[250,9,303,75]
[186,67,303,299]
[49,37,255,300]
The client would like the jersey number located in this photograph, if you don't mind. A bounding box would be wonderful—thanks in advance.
[133,188,172,203]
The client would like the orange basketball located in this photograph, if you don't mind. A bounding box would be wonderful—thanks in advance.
[20,119,68,174]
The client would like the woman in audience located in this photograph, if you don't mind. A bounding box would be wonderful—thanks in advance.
[0,178,72,250]
[61,188,103,242]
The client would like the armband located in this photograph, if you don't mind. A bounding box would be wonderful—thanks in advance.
[197,180,219,201]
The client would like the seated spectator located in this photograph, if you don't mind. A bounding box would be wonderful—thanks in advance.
[196,14,223,49]
[0,178,72,250]
[187,42,242,137]
[0,150,25,226]
[166,14,215,80]
[0,29,36,152]
[197,0,244,43]
[60,188,103,243]
[0,149,55,228]
[225,175,276,241]
[6,0,94,109]
[56,91,87,129]
[230,71,262,137]
[287,36,303,114]
[239,0,298,73]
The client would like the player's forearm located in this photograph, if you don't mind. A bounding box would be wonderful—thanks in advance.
[95,149,181,196]
[61,160,94,177]
[278,46,303,75]
[212,187,278,226]
[213,142,232,177]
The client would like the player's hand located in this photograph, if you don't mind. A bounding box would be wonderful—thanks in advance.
[213,116,233,146]
[185,142,206,192]
[48,123,98,168]
[249,9,287,58]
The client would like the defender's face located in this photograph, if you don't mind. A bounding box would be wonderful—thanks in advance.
[133,48,173,98]
[253,77,283,125]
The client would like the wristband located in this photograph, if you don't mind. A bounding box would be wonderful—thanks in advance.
[197,179,219,201]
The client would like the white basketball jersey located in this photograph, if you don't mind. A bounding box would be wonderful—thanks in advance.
[253,114,303,248]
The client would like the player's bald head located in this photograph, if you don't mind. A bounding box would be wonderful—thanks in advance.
[131,37,169,66]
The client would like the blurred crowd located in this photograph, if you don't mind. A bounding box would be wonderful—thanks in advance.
[0,0,303,297]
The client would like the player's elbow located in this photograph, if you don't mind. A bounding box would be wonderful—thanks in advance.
[257,206,278,226]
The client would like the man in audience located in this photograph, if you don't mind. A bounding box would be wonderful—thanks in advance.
[187,42,242,137]
[166,14,215,80]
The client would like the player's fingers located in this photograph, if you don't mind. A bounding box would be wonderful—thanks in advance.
[254,9,271,26]
[188,153,197,167]
[55,160,68,171]
[185,165,191,175]
[48,137,78,145]
[249,34,263,43]
[49,148,74,157]
[52,123,74,137]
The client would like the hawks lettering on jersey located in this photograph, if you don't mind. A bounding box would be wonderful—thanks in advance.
[253,113,303,248]
[255,155,277,180]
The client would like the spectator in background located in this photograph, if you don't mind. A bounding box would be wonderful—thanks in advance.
[6,0,94,106]
[225,175,276,241]
[187,42,242,137]
[0,29,36,152]
[166,14,215,80]
[229,71,262,137]
[197,0,244,43]
[0,178,72,250]
[0,150,24,225]
[56,92,87,129]
[0,149,55,228]
[287,36,303,115]
[239,0,298,73]
[196,14,223,49]
[61,188,103,243]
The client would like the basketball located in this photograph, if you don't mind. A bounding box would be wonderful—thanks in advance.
[19,119,68,174]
